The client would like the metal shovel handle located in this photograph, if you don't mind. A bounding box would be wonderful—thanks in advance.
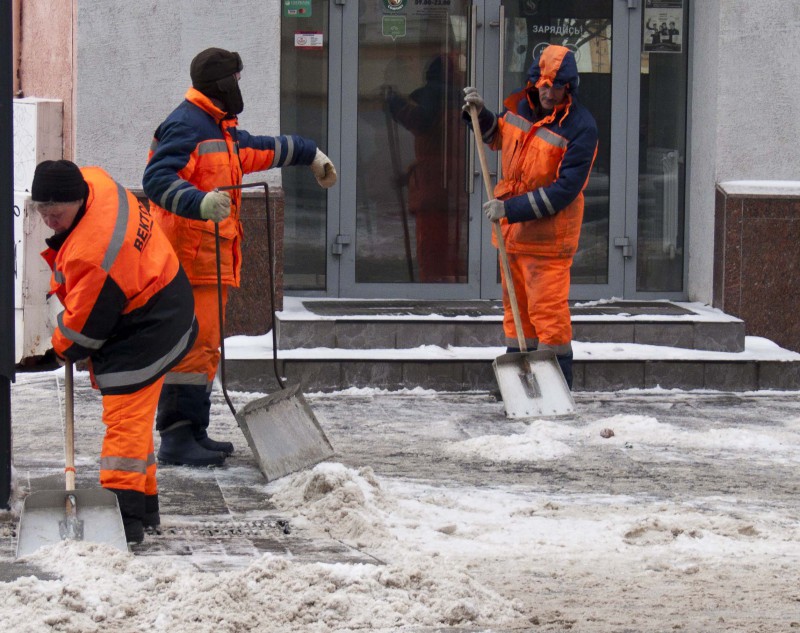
[469,106,527,353]
[214,221,238,418]
[214,183,285,391]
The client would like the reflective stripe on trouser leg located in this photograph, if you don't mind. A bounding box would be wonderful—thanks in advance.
[508,252,574,356]
[100,376,163,496]
[156,284,227,433]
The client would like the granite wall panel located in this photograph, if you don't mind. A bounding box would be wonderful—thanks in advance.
[137,188,285,338]
[714,186,800,352]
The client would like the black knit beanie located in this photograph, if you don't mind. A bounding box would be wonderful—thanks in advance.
[31,160,88,203]
[190,48,243,90]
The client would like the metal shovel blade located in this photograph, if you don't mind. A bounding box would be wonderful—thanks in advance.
[16,488,129,559]
[236,383,335,482]
[492,349,576,419]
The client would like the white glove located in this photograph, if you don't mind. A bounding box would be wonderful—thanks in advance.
[311,149,337,188]
[462,86,484,114]
[483,199,506,222]
[199,190,231,222]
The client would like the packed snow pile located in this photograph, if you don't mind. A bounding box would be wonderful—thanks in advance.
[2,463,525,633]
[4,540,519,633]
[269,463,392,548]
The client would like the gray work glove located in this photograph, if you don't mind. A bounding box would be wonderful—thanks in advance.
[199,190,231,222]
[462,86,484,115]
[483,199,506,222]
[311,149,337,188]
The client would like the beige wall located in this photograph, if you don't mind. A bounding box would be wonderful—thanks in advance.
[16,0,75,160]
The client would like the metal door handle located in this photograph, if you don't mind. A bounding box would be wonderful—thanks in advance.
[614,236,633,258]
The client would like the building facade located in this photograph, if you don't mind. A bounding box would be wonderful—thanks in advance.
[11,0,800,347]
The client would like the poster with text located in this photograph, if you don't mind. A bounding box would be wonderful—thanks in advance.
[643,0,683,53]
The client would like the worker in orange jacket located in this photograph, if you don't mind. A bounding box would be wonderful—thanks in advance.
[32,160,198,543]
[143,48,337,466]
[464,45,598,387]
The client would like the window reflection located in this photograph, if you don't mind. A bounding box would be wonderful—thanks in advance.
[356,1,470,284]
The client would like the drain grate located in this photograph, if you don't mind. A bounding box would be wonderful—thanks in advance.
[157,518,291,538]
[572,301,695,316]
[303,300,503,318]
[302,300,695,318]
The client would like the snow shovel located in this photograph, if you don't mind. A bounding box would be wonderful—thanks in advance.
[16,361,128,558]
[213,184,334,482]
[468,106,575,418]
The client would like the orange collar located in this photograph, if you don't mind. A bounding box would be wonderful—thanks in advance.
[185,87,230,123]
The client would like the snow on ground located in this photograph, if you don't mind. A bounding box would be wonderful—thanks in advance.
[2,380,800,632]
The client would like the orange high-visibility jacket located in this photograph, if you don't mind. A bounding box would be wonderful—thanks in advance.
[489,92,598,257]
[475,46,598,258]
[41,167,197,395]
[143,88,318,286]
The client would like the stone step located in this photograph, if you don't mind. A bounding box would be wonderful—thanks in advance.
[223,338,800,394]
[275,298,746,353]
[219,298,800,393]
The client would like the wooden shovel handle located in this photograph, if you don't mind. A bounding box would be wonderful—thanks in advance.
[64,360,75,491]
[469,106,527,353]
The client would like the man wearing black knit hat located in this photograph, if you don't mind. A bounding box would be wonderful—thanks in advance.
[143,47,337,467]
[31,159,198,544]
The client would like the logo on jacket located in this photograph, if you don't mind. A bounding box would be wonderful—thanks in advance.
[134,203,154,252]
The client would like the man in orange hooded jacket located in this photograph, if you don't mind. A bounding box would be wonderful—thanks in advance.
[32,160,198,543]
[464,45,598,388]
[143,48,337,467]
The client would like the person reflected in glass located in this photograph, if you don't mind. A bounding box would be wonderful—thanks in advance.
[382,54,468,283]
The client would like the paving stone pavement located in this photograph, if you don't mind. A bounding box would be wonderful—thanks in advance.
[2,370,800,632]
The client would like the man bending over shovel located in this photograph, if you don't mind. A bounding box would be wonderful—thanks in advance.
[31,160,198,544]
[463,45,598,388]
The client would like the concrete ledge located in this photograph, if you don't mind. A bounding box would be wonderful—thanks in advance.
[222,357,800,394]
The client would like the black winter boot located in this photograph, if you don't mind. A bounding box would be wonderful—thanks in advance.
[194,432,234,456]
[158,421,226,467]
[144,494,160,534]
[107,487,145,544]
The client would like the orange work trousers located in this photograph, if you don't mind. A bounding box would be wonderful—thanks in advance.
[165,284,228,384]
[501,251,574,355]
[100,376,164,495]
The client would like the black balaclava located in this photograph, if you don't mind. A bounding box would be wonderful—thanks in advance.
[190,47,245,115]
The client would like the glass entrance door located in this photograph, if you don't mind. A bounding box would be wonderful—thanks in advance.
[338,0,479,298]
[282,0,690,300]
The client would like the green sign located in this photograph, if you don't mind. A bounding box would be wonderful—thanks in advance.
[283,0,312,18]
[382,15,406,40]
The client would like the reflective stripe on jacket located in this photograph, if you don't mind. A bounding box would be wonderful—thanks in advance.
[143,88,318,286]
[41,167,197,395]
[487,90,598,257]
